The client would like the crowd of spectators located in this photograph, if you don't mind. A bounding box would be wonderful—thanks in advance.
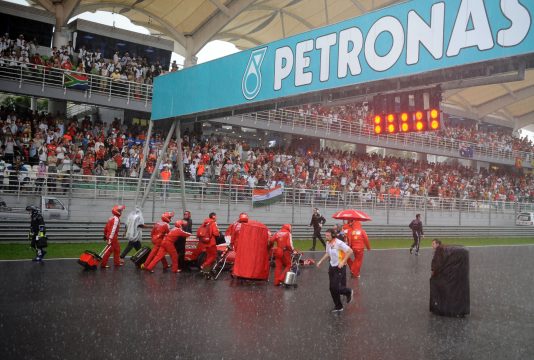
[0,32,175,86]
[291,103,534,156]
[2,106,534,204]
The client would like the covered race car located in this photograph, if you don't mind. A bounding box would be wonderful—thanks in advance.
[232,221,271,281]
[184,235,236,269]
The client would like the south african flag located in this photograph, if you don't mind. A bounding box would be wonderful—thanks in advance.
[64,72,89,90]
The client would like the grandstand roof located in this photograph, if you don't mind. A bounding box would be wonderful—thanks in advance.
[22,0,534,131]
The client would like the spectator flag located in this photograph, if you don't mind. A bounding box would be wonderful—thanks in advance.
[252,186,283,207]
[63,72,89,90]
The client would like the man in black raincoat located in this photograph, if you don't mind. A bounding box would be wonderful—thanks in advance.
[27,206,47,261]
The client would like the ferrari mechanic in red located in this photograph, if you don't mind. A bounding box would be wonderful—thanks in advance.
[142,211,174,270]
[269,224,296,286]
[145,220,192,273]
[101,205,125,268]
[226,212,248,252]
[344,220,371,278]
[198,212,220,274]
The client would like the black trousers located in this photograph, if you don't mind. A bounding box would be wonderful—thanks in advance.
[329,265,351,310]
[120,240,141,258]
[175,237,187,270]
[312,229,326,249]
[411,232,422,252]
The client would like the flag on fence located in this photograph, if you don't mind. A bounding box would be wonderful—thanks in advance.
[252,186,283,207]
[64,72,89,90]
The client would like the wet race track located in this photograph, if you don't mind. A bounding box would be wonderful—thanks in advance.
[1,246,534,360]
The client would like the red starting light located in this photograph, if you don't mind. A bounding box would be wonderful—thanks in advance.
[429,109,440,130]
[415,111,424,121]
[414,111,426,131]
[400,112,410,132]
[375,125,382,134]
[374,115,382,125]
[386,114,397,133]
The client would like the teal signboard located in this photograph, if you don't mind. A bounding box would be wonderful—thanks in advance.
[152,0,534,120]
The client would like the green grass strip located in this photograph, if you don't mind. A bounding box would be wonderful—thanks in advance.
[1,238,533,260]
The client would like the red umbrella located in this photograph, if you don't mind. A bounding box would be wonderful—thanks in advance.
[332,209,372,221]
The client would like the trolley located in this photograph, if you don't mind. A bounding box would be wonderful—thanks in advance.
[205,245,234,280]
[283,252,302,288]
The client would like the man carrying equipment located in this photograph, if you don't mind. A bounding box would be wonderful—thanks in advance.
[199,212,220,274]
[101,205,125,268]
[26,206,47,262]
[120,206,147,260]
[269,224,296,286]
[226,212,248,252]
[142,211,174,270]
[145,220,192,273]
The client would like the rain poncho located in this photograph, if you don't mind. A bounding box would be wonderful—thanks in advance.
[125,207,145,242]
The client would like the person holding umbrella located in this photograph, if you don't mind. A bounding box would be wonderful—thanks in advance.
[333,209,372,278]
[317,228,354,313]
[345,220,371,278]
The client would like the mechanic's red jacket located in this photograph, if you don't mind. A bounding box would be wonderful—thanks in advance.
[103,215,121,242]
[269,230,294,252]
[201,218,220,245]
[151,221,170,245]
[163,228,192,244]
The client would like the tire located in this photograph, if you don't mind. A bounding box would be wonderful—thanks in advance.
[197,252,206,268]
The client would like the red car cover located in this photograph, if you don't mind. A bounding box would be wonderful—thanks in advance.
[232,221,270,280]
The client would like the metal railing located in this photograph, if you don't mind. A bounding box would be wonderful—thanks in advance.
[0,59,153,104]
[234,109,534,165]
[1,222,533,242]
[2,170,532,216]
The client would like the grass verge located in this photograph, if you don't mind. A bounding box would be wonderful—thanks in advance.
[1,238,533,260]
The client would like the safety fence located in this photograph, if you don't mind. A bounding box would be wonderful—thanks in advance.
[0,59,152,104]
[235,109,534,165]
[1,220,532,243]
[1,170,532,216]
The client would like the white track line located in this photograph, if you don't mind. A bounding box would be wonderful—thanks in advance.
[1,243,534,262]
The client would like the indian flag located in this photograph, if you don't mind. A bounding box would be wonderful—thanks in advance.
[64,72,89,90]
[252,186,284,207]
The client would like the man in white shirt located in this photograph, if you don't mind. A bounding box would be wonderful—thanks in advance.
[317,228,354,313]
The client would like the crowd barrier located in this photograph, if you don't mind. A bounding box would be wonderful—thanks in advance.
[1,170,532,216]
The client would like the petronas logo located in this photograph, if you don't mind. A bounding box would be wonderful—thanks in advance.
[242,47,267,100]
